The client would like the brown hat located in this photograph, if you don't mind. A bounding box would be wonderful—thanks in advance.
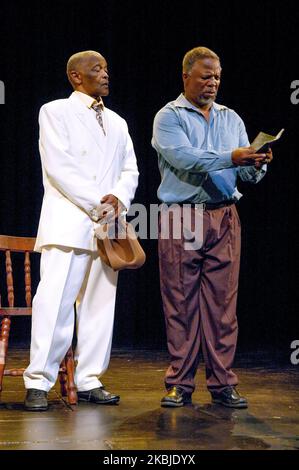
[95,219,146,271]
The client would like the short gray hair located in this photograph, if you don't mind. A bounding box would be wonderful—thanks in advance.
[182,46,220,74]
[66,50,103,84]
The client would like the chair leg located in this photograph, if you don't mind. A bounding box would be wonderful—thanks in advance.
[59,358,68,397]
[0,317,11,392]
[65,346,77,405]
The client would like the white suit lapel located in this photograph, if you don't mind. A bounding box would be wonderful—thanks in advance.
[68,93,106,156]
[67,93,120,187]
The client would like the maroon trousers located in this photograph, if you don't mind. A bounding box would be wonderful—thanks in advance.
[158,204,241,394]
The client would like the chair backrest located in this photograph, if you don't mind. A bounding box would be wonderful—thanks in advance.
[0,235,36,315]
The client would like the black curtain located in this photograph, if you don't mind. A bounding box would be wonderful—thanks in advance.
[0,0,298,354]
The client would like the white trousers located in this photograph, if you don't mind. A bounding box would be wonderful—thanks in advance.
[23,245,118,392]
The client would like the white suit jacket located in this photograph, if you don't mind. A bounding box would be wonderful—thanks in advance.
[35,92,139,252]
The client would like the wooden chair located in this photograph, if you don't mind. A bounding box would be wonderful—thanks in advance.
[0,235,77,404]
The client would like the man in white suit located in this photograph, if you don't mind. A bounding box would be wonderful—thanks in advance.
[23,50,139,411]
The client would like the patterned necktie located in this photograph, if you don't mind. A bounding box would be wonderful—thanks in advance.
[91,102,106,135]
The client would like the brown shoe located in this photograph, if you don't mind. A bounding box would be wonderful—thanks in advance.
[161,386,192,408]
[211,386,248,409]
[78,387,120,405]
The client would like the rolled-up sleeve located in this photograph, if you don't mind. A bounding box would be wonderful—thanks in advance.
[237,117,267,183]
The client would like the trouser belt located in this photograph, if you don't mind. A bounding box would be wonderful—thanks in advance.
[201,200,236,210]
[165,200,236,210]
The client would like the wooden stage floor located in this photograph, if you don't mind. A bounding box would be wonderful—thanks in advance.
[0,349,298,451]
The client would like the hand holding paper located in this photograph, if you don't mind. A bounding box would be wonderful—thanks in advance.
[232,147,269,166]
[254,147,273,169]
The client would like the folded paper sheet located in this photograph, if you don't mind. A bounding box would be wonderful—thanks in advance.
[251,128,284,152]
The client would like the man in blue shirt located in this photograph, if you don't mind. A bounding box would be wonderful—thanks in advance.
[152,46,273,408]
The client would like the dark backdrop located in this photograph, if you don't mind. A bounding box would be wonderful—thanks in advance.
[0,1,298,355]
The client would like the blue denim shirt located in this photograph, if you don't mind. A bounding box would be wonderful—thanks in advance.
[152,93,266,204]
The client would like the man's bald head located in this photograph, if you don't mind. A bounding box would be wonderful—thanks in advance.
[67,50,104,87]
[66,50,109,98]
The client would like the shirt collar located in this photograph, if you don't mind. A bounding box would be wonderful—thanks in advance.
[173,93,227,113]
[74,90,104,109]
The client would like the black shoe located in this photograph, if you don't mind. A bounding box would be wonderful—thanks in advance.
[24,388,48,411]
[161,386,192,408]
[77,387,120,405]
[210,386,248,409]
